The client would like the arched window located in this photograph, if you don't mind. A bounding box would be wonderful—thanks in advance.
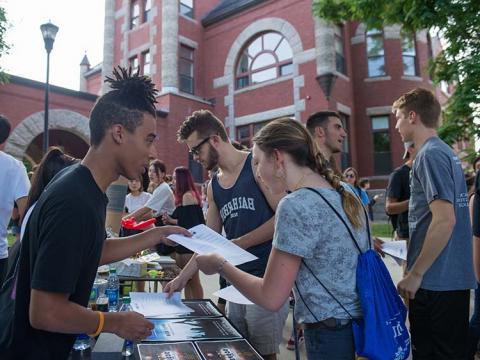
[236,32,293,89]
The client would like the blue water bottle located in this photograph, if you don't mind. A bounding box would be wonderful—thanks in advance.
[120,296,134,357]
[106,267,119,312]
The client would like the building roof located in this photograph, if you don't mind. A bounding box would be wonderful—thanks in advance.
[5,74,98,101]
[202,0,266,27]
[80,54,90,67]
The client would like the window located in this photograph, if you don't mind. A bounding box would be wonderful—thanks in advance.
[129,56,139,74]
[335,25,346,74]
[339,114,351,169]
[366,29,386,77]
[236,120,273,148]
[179,45,194,94]
[143,0,151,22]
[401,33,417,76]
[130,0,140,29]
[371,116,392,175]
[180,0,194,18]
[142,50,151,76]
[236,32,293,89]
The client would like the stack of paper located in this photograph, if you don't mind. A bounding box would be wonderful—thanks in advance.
[167,224,258,266]
[130,292,193,318]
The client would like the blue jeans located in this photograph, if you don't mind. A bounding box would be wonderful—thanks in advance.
[304,321,355,360]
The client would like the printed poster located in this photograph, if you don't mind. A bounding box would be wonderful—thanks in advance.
[195,339,264,360]
[163,300,222,318]
[138,342,202,360]
[145,317,241,342]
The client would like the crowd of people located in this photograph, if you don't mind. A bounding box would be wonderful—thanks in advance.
[0,66,479,360]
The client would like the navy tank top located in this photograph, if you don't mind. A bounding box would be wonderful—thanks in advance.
[212,153,273,276]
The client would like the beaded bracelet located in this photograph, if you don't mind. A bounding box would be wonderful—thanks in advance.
[89,311,105,338]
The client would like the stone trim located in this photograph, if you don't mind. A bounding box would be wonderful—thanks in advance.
[364,76,392,82]
[401,75,423,82]
[366,106,392,116]
[161,0,179,92]
[220,17,305,132]
[4,110,90,160]
[314,18,335,75]
[101,0,116,94]
[179,35,198,49]
[415,30,428,43]
[384,25,401,39]
[234,75,294,95]
[337,102,352,116]
[235,105,296,127]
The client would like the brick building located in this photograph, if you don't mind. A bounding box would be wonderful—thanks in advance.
[2,0,450,185]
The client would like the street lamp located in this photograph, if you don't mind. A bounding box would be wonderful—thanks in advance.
[40,21,59,155]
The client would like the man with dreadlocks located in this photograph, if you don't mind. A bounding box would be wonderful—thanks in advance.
[0,67,190,359]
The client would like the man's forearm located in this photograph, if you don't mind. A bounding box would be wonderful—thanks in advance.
[410,217,454,277]
[234,216,274,249]
[386,199,409,215]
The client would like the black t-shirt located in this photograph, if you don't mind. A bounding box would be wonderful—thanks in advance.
[11,164,108,359]
[386,164,411,238]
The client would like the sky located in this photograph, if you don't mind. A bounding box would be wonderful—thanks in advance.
[0,0,105,91]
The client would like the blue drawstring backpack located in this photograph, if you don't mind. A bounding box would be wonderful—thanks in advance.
[304,188,410,360]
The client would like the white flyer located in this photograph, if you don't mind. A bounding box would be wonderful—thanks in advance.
[213,285,253,305]
[130,292,193,318]
[167,224,258,266]
[381,240,407,265]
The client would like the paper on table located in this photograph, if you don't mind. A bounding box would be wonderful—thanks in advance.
[167,224,258,266]
[213,285,253,305]
[130,292,193,318]
[381,240,407,264]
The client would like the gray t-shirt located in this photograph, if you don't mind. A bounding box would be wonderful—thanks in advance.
[273,186,369,324]
[408,136,476,291]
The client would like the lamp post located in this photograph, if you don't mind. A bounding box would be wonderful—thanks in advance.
[40,21,59,155]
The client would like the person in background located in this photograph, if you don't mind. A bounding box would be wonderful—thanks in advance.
[343,167,369,206]
[7,147,78,269]
[385,142,416,241]
[306,111,347,176]
[359,178,381,221]
[162,167,205,299]
[120,177,152,237]
[194,118,369,359]
[394,88,476,358]
[129,160,175,226]
[0,67,190,359]
[0,114,30,286]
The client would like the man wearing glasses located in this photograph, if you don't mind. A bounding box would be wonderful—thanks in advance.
[164,110,288,360]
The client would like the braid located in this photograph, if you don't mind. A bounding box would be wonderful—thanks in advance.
[313,152,364,229]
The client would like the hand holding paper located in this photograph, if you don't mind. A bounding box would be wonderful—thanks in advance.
[167,224,257,266]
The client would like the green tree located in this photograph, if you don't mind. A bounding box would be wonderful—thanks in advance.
[313,0,480,143]
[0,6,10,83]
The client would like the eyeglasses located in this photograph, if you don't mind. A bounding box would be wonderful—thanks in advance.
[189,136,211,156]
[345,173,355,179]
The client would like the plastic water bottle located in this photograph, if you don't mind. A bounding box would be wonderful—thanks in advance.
[106,267,119,312]
[72,333,91,351]
[120,296,134,357]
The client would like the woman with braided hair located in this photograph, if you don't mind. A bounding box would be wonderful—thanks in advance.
[195,117,370,359]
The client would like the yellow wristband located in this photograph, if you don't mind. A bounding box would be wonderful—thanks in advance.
[89,311,105,338]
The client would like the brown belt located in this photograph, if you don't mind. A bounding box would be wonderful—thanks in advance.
[303,318,351,330]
